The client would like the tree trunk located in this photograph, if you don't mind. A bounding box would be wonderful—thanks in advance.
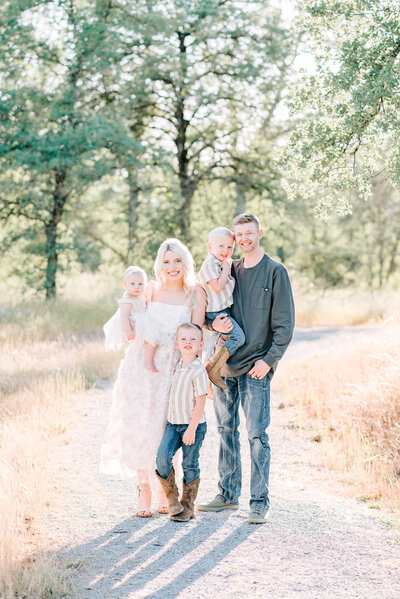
[386,227,400,283]
[175,98,194,240]
[235,181,246,215]
[174,30,194,241]
[127,170,141,260]
[44,169,67,299]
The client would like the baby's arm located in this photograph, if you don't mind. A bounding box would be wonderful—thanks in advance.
[120,302,135,340]
[207,260,231,293]
[183,394,207,445]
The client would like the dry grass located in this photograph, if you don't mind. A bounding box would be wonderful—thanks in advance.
[292,276,400,326]
[0,284,122,598]
[1,272,399,595]
[276,321,400,524]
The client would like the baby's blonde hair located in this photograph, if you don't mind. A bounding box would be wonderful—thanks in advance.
[208,227,234,242]
[123,265,147,283]
[153,238,196,295]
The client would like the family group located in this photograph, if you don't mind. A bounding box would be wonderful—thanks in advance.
[100,213,295,525]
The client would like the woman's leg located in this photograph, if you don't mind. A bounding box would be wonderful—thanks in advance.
[136,468,152,517]
[156,479,169,514]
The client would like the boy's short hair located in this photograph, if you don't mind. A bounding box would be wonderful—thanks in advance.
[232,213,260,231]
[176,322,203,340]
[208,227,234,242]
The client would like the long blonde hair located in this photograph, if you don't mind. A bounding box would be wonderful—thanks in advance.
[153,238,196,296]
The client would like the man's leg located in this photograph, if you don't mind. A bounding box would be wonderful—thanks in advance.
[239,373,271,512]
[214,376,242,502]
[198,378,241,511]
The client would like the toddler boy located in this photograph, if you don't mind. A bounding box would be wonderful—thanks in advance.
[199,227,245,388]
[155,323,208,521]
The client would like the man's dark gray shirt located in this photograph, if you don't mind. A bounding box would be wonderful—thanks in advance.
[222,254,295,379]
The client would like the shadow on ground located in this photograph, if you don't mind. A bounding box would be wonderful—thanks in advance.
[59,512,257,599]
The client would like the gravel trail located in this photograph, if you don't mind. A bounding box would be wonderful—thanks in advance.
[46,326,400,599]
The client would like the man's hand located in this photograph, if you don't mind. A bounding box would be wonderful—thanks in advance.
[183,426,196,445]
[249,359,270,380]
[212,313,233,333]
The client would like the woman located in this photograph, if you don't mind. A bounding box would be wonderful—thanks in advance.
[100,239,206,517]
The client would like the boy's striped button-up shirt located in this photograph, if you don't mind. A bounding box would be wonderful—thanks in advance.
[199,253,235,312]
[167,358,209,425]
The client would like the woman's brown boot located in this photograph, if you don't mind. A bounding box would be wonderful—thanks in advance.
[155,468,184,516]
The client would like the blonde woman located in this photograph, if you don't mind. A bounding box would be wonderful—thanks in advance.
[100,239,206,517]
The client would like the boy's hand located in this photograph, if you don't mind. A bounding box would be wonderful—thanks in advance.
[220,260,231,273]
[183,426,196,445]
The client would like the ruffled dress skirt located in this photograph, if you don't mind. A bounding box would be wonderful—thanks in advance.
[100,302,191,477]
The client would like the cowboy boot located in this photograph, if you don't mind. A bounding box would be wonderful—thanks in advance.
[170,478,200,522]
[206,347,230,389]
[155,468,184,516]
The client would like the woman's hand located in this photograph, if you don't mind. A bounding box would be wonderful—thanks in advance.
[212,313,233,334]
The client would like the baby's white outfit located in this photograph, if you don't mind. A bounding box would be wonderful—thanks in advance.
[103,292,147,350]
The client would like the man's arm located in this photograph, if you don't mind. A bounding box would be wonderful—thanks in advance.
[263,265,295,368]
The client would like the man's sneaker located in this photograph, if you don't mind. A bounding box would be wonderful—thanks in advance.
[198,495,239,512]
[247,505,269,524]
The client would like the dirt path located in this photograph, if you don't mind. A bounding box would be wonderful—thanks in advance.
[46,326,400,599]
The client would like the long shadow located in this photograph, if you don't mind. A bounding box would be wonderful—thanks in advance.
[59,513,257,598]
[144,521,255,599]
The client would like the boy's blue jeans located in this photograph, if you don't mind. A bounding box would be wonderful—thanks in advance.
[206,307,245,356]
[156,422,207,484]
[213,372,271,510]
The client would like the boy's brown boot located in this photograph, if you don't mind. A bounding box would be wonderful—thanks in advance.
[155,468,184,516]
[206,347,230,389]
[170,478,200,522]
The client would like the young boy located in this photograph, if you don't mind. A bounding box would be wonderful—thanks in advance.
[199,227,245,388]
[155,323,209,522]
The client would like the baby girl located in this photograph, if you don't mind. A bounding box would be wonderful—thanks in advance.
[103,266,158,372]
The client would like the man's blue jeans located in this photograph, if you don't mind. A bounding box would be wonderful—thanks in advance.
[206,307,245,356]
[213,373,271,509]
[156,422,207,484]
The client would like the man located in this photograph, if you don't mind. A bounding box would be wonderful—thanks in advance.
[199,213,295,524]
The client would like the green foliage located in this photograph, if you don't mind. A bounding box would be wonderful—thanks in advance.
[285,0,400,215]
[1,0,398,295]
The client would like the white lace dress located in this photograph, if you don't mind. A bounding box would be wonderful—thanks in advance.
[100,301,191,478]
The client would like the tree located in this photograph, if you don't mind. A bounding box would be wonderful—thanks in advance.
[0,0,141,297]
[105,0,294,240]
[284,0,400,215]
